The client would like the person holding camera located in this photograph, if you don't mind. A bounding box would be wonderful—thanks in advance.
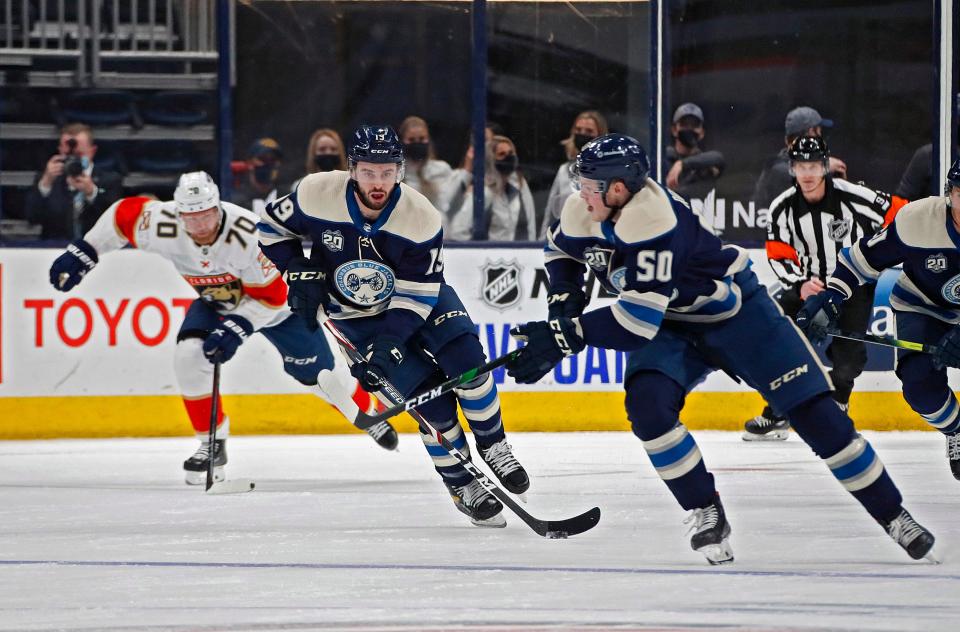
[25,123,123,242]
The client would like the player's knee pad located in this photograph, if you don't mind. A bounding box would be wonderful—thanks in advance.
[435,333,485,376]
[786,393,856,459]
[625,371,686,441]
[174,338,213,398]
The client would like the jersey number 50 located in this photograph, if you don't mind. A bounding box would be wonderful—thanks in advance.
[636,250,672,283]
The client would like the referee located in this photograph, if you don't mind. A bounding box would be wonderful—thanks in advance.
[743,135,908,440]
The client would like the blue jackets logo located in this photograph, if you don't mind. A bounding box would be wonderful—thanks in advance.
[481,260,522,310]
[334,260,396,306]
[608,266,627,293]
[941,273,960,305]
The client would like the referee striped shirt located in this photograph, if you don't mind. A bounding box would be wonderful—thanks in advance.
[766,178,907,290]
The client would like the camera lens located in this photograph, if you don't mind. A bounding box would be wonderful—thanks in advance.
[64,156,84,178]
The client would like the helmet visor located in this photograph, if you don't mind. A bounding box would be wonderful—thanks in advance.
[569,162,607,194]
[178,206,220,235]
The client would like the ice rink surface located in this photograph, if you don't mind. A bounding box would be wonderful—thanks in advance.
[0,430,957,632]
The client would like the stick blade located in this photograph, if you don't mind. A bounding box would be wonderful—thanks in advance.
[538,506,601,538]
[205,479,256,495]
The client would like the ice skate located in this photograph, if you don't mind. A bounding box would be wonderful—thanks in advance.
[478,438,530,497]
[742,412,790,441]
[183,439,226,485]
[685,495,734,565]
[882,508,938,563]
[447,479,506,528]
[947,433,960,481]
[365,420,399,451]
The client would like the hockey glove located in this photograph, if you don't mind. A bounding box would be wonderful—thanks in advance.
[547,282,587,319]
[795,288,845,343]
[49,239,98,291]
[507,318,586,384]
[284,256,330,332]
[351,336,405,392]
[202,315,254,363]
[933,327,960,370]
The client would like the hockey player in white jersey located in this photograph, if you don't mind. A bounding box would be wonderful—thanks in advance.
[48,171,398,484]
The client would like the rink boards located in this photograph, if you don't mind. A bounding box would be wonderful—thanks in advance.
[0,247,951,438]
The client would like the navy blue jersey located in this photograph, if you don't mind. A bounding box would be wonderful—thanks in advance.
[829,196,960,324]
[256,170,445,344]
[546,178,749,350]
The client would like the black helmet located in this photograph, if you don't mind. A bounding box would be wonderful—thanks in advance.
[788,135,830,164]
[946,158,960,194]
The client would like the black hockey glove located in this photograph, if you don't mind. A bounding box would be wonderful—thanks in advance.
[507,318,586,384]
[49,239,98,291]
[933,327,960,370]
[795,288,845,343]
[284,256,330,332]
[202,315,253,363]
[547,282,587,319]
[351,336,405,392]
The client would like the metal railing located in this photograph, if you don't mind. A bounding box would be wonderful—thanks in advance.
[0,0,217,85]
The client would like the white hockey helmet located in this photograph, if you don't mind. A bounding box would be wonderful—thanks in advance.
[174,171,220,214]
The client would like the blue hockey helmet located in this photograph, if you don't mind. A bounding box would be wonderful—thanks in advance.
[946,158,960,194]
[572,133,650,195]
[348,125,404,164]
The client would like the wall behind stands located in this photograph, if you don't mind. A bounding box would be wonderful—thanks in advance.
[0,247,950,439]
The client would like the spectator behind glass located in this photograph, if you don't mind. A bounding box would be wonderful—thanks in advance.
[446,135,537,241]
[896,94,960,200]
[538,110,608,238]
[664,103,726,201]
[752,106,848,208]
[292,128,347,192]
[232,137,284,216]
[25,122,123,242]
[398,115,452,207]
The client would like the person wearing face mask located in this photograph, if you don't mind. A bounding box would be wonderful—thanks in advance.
[291,128,348,192]
[447,135,537,241]
[397,116,452,208]
[539,110,608,238]
[664,103,726,202]
[231,137,285,217]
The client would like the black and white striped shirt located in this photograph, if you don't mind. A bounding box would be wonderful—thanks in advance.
[765,178,906,290]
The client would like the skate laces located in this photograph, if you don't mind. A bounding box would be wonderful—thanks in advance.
[191,443,212,460]
[887,510,924,545]
[366,421,392,441]
[751,414,777,429]
[684,503,719,534]
[453,479,489,508]
[947,434,960,460]
[481,439,522,475]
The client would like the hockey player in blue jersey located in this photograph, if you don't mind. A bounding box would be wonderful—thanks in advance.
[507,133,936,564]
[256,124,529,527]
[799,158,960,482]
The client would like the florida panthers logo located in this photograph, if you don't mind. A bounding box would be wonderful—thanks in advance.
[334,260,396,306]
[941,273,960,305]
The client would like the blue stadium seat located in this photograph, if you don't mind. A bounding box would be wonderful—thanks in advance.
[141,91,211,126]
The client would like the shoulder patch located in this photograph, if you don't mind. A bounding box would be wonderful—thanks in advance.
[380,183,442,243]
[892,197,954,249]
[295,171,352,223]
[615,181,678,244]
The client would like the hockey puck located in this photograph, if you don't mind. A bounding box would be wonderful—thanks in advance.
[545,530,568,539]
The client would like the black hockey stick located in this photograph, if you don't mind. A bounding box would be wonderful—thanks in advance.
[824,327,936,354]
[322,319,601,538]
[347,348,521,429]
[204,360,255,495]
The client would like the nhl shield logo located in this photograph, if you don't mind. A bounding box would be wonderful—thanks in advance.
[828,218,853,242]
[926,253,948,273]
[481,260,522,310]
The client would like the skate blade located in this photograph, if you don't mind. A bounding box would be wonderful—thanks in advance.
[922,547,942,565]
[698,540,735,565]
[185,466,223,486]
[206,478,256,495]
[514,491,529,504]
[741,430,789,442]
[471,513,507,528]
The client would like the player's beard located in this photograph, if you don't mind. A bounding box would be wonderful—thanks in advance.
[358,185,390,211]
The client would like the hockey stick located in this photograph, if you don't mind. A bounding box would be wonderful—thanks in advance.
[824,327,936,354]
[346,347,521,429]
[322,318,601,538]
[204,360,255,495]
